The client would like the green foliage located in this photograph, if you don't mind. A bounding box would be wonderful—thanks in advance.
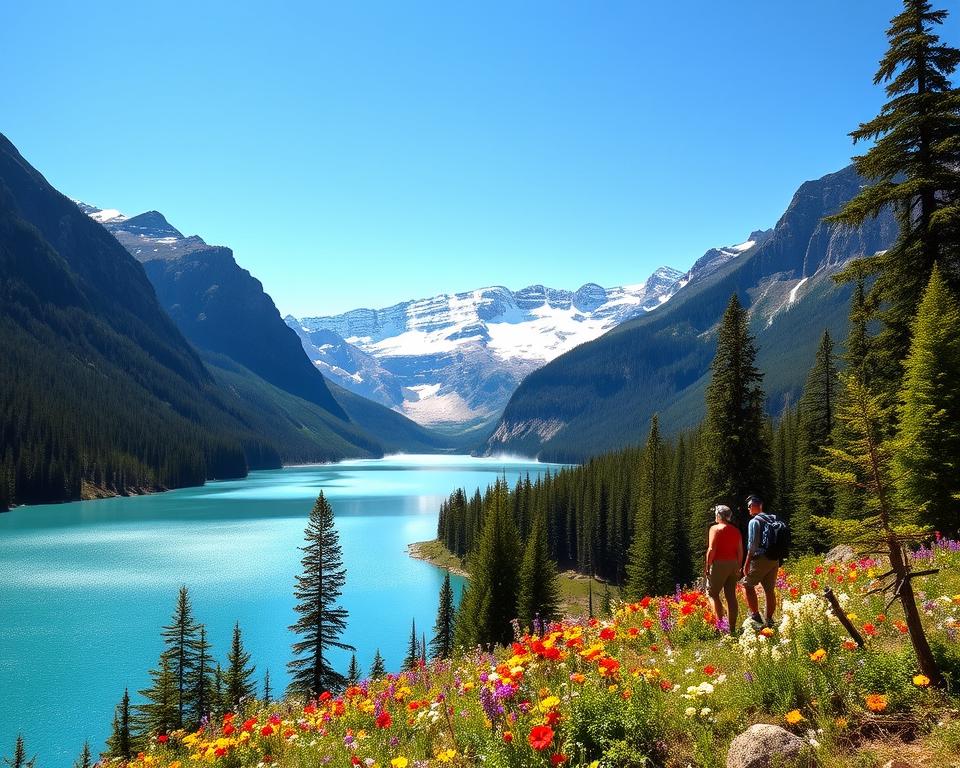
[403,618,420,671]
[794,332,839,552]
[288,492,354,697]
[2,736,35,768]
[565,683,665,766]
[455,478,521,648]
[73,740,92,768]
[893,265,960,533]
[829,0,960,377]
[347,654,360,686]
[135,652,179,738]
[517,508,561,629]
[106,689,134,760]
[162,586,203,729]
[369,649,386,679]
[695,294,774,549]
[430,570,457,660]
[224,622,257,711]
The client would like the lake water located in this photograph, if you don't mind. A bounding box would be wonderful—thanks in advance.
[0,455,554,767]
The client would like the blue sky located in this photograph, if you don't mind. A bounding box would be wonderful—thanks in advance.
[3,1,947,315]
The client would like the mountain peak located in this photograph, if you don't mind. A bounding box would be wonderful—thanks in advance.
[119,210,184,240]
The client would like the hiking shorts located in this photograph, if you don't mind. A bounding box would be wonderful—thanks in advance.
[742,555,778,592]
[707,559,739,598]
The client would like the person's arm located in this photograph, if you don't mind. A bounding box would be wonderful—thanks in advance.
[737,530,745,565]
[705,525,717,576]
[743,519,757,577]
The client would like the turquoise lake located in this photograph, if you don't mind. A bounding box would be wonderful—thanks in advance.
[0,455,555,767]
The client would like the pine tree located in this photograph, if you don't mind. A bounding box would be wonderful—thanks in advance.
[429,570,456,661]
[3,736,35,768]
[369,649,386,679]
[894,265,960,532]
[794,331,839,552]
[346,654,360,685]
[73,741,91,768]
[135,652,178,738]
[625,416,671,598]
[106,689,133,759]
[161,586,201,729]
[829,0,960,377]
[189,625,215,726]
[454,478,522,648]
[288,491,355,697]
[224,622,257,711]
[695,294,774,554]
[516,508,561,629]
[262,670,272,705]
[420,632,427,666]
[667,435,694,587]
[403,618,420,671]
[212,664,225,717]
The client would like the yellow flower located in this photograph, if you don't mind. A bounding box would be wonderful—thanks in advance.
[809,649,827,663]
[913,674,931,687]
[539,695,561,711]
[436,749,457,763]
[785,710,805,725]
[834,717,848,729]
[391,758,409,768]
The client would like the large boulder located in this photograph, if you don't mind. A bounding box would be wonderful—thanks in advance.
[823,544,857,565]
[726,724,810,768]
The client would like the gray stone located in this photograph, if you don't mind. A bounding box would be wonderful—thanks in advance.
[823,544,857,565]
[880,761,912,768]
[726,724,809,768]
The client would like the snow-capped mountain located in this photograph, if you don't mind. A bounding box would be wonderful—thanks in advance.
[285,268,690,427]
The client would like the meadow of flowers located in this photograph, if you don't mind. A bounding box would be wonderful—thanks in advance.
[124,540,960,768]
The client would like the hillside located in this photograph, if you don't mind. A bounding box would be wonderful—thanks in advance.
[0,132,284,508]
[484,165,897,462]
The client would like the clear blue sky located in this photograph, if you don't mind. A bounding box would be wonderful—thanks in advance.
[3,1,948,315]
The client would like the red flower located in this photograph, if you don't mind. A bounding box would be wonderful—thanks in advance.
[242,717,258,732]
[503,731,513,743]
[598,657,620,677]
[528,725,554,751]
[214,748,227,758]
[351,758,361,766]
[639,597,652,609]
[545,710,561,726]
[269,714,281,725]
[319,691,332,702]
[260,725,274,737]
[628,627,639,637]
[863,623,877,636]
[642,618,653,630]
[599,627,616,640]
[703,665,716,676]
[222,724,235,736]
[551,754,567,765]
[659,679,672,691]
[376,711,393,728]
[303,703,317,715]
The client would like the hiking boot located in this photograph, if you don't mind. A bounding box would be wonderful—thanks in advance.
[747,613,763,628]
[764,617,777,630]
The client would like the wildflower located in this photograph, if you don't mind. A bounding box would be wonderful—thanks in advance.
[550,755,567,765]
[528,725,554,750]
[913,674,931,687]
[862,623,877,636]
[436,750,456,763]
[539,695,561,711]
[785,710,805,725]
[842,640,858,651]
[260,725,274,737]
[703,665,716,676]
[390,759,408,768]
[376,712,393,729]
[759,627,774,638]
[156,735,168,744]
[834,717,848,729]
[865,694,888,712]
[809,649,827,663]
[569,673,585,684]
[503,731,513,743]
[599,627,616,640]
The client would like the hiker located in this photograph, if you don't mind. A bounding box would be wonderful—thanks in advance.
[704,504,743,634]
[741,494,789,629]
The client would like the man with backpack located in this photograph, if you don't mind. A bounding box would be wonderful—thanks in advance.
[740,495,789,629]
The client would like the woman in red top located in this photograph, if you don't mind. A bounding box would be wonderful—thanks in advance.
[704,504,744,634]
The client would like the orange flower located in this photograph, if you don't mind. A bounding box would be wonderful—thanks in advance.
[809,649,827,663]
[569,673,586,684]
[913,674,930,687]
[842,640,858,651]
[528,725,554,750]
[865,694,888,712]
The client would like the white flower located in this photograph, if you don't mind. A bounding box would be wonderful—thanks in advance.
[700,707,712,717]
[684,707,697,718]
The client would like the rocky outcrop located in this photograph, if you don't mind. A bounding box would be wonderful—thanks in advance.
[726,724,810,768]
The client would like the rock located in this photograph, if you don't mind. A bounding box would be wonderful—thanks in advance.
[726,724,809,768]
[880,761,912,768]
[824,544,857,565]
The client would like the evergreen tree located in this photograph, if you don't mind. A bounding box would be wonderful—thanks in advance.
[794,331,839,552]
[288,491,355,696]
[403,618,420,671]
[262,670,272,705]
[894,265,960,532]
[346,654,360,686]
[420,632,427,666]
[106,689,133,760]
[454,478,522,648]
[695,294,774,554]
[73,741,91,768]
[668,435,694,587]
[188,625,215,726]
[625,416,671,598]
[829,0,960,377]
[516,508,561,629]
[135,652,178,738]
[161,586,201,729]
[429,570,456,661]
[213,664,225,717]
[3,736,35,768]
[369,649,386,679]
[224,622,257,711]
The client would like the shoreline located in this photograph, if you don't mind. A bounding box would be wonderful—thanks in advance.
[406,540,470,578]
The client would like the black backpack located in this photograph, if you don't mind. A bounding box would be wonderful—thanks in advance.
[758,513,790,561]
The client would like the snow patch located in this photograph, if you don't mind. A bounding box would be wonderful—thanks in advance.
[788,277,808,305]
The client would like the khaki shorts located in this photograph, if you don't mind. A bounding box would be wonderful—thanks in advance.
[707,559,739,597]
[743,555,779,591]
